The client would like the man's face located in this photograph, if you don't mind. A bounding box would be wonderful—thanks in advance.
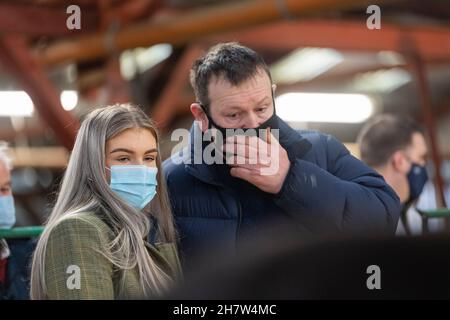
[404,132,428,168]
[397,132,428,203]
[0,161,12,197]
[207,69,274,129]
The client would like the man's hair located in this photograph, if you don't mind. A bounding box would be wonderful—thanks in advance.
[357,114,425,167]
[189,42,272,112]
[0,141,13,171]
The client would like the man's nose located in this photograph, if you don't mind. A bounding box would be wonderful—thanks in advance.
[244,113,261,129]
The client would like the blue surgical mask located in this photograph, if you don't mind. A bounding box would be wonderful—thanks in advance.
[407,163,428,203]
[108,165,158,210]
[0,195,16,229]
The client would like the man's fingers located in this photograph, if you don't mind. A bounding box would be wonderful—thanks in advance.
[230,167,261,184]
[223,143,259,159]
[226,155,271,168]
[226,155,253,166]
[231,135,274,159]
[222,133,277,164]
[226,135,267,148]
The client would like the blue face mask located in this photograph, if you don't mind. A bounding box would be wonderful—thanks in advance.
[108,165,158,210]
[407,163,428,203]
[0,195,16,229]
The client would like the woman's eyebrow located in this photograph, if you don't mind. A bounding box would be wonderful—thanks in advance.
[0,181,11,188]
[110,148,158,154]
[110,148,134,154]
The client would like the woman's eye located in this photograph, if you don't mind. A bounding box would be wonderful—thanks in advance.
[144,156,155,161]
[117,157,129,162]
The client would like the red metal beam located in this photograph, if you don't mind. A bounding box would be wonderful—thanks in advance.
[401,37,448,210]
[38,0,384,65]
[0,36,79,150]
[205,20,450,63]
[276,64,404,94]
[105,55,131,104]
[98,0,162,30]
[0,3,98,36]
[151,45,204,128]
[276,58,448,94]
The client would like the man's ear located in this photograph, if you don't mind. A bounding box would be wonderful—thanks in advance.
[272,84,277,95]
[190,103,209,132]
[391,150,410,173]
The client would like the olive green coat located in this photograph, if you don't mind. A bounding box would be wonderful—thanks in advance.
[44,213,181,299]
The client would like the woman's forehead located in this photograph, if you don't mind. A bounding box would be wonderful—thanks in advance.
[107,128,157,150]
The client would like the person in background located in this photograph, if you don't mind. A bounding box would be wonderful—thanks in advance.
[31,104,181,300]
[0,142,35,300]
[357,114,430,235]
[163,42,401,264]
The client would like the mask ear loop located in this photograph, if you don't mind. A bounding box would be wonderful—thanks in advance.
[200,103,219,143]
[200,103,220,130]
[101,166,112,185]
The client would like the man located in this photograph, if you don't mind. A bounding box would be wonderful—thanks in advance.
[0,142,34,299]
[358,114,430,234]
[163,43,401,261]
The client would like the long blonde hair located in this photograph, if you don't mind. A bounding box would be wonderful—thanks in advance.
[30,104,177,299]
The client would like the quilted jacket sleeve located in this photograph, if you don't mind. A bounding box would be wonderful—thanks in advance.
[274,134,401,234]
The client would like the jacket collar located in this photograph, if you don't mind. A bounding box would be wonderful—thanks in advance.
[184,116,312,187]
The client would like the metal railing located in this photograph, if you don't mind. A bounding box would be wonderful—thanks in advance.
[0,226,44,239]
[417,208,450,234]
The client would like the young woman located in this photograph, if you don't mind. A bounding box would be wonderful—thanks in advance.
[30,104,181,299]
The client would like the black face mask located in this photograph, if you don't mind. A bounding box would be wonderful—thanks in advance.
[201,98,279,141]
[201,99,279,164]
[406,163,428,204]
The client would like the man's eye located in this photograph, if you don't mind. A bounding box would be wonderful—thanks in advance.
[227,114,238,119]
[256,106,269,113]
